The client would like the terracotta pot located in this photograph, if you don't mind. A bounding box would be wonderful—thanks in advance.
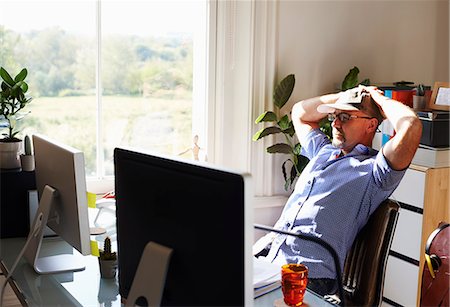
[0,141,22,170]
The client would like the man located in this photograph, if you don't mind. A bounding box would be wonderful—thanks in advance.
[253,85,422,296]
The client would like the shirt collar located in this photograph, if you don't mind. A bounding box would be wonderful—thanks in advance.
[333,144,377,158]
[352,144,378,156]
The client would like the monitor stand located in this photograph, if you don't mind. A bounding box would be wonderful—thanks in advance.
[125,242,173,307]
[23,185,86,274]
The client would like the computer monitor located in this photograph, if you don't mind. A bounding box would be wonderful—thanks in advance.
[114,148,253,306]
[23,134,91,274]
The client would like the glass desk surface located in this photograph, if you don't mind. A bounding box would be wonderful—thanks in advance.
[1,237,120,307]
[1,237,335,306]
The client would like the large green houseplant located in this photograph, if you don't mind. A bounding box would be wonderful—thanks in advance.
[0,67,33,169]
[252,74,309,190]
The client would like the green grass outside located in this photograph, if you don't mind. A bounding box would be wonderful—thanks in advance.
[18,96,193,176]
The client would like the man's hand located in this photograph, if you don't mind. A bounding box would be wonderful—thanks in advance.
[361,85,422,170]
[292,92,341,142]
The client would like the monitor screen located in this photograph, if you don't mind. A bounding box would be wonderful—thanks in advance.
[26,134,90,274]
[114,148,253,306]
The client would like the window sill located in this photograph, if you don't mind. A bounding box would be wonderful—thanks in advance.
[86,177,114,195]
[253,195,287,209]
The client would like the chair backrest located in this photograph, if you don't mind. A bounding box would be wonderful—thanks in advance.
[342,199,400,306]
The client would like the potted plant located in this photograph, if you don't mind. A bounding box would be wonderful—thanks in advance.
[0,67,33,170]
[98,236,118,279]
[413,83,426,110]
[252,74,309,190]
[20,135,35,171]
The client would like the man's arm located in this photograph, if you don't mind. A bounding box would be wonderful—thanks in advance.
[291,92,341,141]
[364,86,422,170]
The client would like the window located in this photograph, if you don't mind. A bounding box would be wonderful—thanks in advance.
[2,0,285,200]
[0,0,208,179]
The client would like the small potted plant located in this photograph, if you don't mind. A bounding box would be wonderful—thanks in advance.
[98,236,118,279]
[20,135,35,171]
[413,84,426,110]
[0,67,33,170]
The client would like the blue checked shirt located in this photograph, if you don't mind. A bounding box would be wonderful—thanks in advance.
[264,129,406,279]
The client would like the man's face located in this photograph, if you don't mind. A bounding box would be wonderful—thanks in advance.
[330,110,373,153]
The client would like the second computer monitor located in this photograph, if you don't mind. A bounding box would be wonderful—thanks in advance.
[27,134,90,274]
[114,148,253,306]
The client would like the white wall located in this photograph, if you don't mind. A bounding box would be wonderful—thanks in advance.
[276,0,449,102]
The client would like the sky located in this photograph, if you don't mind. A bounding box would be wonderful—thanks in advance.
[0,0,205,36]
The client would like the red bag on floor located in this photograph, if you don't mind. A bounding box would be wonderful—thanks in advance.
[420,222,449,307]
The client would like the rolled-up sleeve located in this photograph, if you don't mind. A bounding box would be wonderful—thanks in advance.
[372,151,407,190]
[300,129,331,159]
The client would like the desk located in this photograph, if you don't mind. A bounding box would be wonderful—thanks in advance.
[1,237,334,306]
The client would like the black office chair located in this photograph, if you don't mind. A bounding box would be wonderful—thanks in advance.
[342,199,400,306]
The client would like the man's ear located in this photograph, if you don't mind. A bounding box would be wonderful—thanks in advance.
[367,118,378,133]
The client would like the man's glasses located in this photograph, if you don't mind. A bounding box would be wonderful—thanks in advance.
[328,113,373,123]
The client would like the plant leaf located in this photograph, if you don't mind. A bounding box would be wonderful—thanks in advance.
[252,126,282,141]
[359,78,370,86]
[278,115,290,130]
[273,74,295,109]
[11,84,21,98]
[341,66,359,90]
[255,111,277,123]
[284,180,291,191]
[319,118,332,140]
[14,68,27,82]
[296,154,310,174]
[20,81,28,93]
[290,164,297,184]
[1,83,10,94]
[282,122,295,137]
[282,160,288,182]
[293,143,302,155]
[267,143,293,154]
[0,67,15,87]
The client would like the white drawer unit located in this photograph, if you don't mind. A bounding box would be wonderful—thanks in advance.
[382,165,449,307]
[381,301,396,307]
[391,168,425,209]
[390,208,423,261]
[384,256,420,307]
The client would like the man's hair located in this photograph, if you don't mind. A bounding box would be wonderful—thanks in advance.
[354,91,385,126]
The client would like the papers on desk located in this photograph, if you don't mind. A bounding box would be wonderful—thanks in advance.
[253,257,281,298]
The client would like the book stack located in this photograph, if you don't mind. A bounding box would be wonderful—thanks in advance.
[253,257,281,298]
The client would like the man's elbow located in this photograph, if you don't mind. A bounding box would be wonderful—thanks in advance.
[292,101,304,119]
[292,100,310,123]
[407,116,423,145]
